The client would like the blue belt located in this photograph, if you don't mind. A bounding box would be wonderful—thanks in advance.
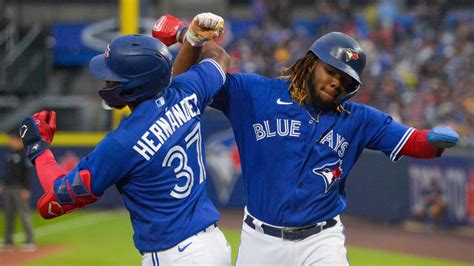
[244,216,337,241]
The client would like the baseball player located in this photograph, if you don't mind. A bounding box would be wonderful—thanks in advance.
[19,13,232,266]
[154,15,460,265]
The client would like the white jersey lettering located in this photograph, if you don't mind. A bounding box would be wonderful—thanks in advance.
[289,120,301,137]
[320,130,349,157]
[253,119,301,141]
[133,93,201,160]
[320,130,334,149]
[276,119,289,136]
[253,124,266,141]
[263,120,276,138]
[133,140,153,161]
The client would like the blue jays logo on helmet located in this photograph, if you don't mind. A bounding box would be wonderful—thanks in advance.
[344,48,359,62]
[89,34,172,107]
[104,45,110,58]
[312,159,343,193]
[206,129,242,205]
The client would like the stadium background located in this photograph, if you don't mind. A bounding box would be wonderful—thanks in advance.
[0,0,473,265]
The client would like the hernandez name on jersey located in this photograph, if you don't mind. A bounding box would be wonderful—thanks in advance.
[211,73,412,227]
[132,93,201,161]
[67,59,226,252]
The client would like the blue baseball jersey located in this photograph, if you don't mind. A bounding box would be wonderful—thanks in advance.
[211,73,413,227]
[58,59,226,252]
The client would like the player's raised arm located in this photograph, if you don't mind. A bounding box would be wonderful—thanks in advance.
[19,111,99,219]
[152,13,229,76]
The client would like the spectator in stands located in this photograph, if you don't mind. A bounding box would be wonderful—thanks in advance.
[0,130,35,250]
[413,179,446,228]
[252,0,267,26]
[268,0,290,28]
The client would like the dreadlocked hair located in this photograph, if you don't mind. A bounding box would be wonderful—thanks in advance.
[279,53,350,114]
[279,53,317,106]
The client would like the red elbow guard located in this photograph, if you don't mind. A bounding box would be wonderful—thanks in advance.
[37,170,100,219]
[400,129,445,159]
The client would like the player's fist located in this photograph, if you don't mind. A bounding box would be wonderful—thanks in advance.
[32,110,56,144]
[20,110,56,163]
[185,12,224,47]
[152,14,188,46]
[427,126,459,148]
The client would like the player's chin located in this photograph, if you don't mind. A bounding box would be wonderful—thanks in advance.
[310,95,336,111]
[321,92,339,106]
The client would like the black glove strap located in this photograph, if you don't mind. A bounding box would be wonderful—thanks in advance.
[20,116,49,163]
[26,141,50,164]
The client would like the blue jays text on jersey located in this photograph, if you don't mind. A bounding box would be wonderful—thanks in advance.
[51,59,226,253]
[210,73,414,227]
[253,119,302,140]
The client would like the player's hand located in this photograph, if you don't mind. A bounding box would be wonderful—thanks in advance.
[20,110,57,163]
[185,12,224,47]
[152,14,188,46]
[32,110,56,144]
[427,126,459,148]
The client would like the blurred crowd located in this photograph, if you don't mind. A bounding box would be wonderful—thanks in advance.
[225,0,474,145]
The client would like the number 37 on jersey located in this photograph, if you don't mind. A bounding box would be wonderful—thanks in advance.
[162,123,206,199]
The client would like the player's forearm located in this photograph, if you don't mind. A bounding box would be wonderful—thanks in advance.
[173,37,230,76]
[173,40,203,76]
[34,149,66,190]
[20,110,100,219]
[201,40,230,73]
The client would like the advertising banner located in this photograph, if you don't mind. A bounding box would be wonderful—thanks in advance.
[408,157,472,225]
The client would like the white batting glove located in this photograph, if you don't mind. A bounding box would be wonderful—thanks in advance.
[185,12,224,47]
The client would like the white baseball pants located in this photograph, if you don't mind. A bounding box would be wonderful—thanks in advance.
[236,211,348,266]
[142,225,231,266]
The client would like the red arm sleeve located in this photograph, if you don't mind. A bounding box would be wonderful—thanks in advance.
[400,129,444,159]
[34,149,66,190]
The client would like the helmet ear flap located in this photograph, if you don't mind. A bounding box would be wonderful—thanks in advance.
[98,84,128,107]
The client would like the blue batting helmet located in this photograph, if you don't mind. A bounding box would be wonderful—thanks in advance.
[308,32,366,104]
[89,34,172,107]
